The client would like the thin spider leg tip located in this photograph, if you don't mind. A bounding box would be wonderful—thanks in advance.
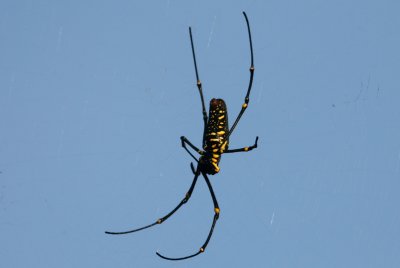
[156,250,202,261]
[105,231,125,235]
[104,230,135,235]
[242,12,249,22]
[104,221,158,235]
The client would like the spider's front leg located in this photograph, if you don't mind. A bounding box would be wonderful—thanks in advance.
[227,12,255,139]
[189,27,210,143]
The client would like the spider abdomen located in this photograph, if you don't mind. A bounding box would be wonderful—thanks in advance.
[202,98,229,174]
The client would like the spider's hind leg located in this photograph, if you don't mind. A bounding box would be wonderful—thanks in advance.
[156,172,220,261]
[105,166,201,235]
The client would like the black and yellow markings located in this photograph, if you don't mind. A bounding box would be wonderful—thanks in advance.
[205,104,229,162]
[219,140,228,153]
[211,162,220,173]
[211,154,220,163]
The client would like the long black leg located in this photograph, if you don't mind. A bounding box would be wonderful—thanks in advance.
[181,136,204,163]
[228,12,255,139]
[156,172,220,261]
[199,172,220,251]
[189,27,208,146]
[190,162,196,174]
[105,166,201,235]
[225,136,258,153]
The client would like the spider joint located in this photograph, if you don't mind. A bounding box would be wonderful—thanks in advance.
[185,192,191,200]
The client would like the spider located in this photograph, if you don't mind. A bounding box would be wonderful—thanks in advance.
[105,11,258,261]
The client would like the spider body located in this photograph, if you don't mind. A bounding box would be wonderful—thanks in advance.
[106,12,258,261]
[201,98,229,174]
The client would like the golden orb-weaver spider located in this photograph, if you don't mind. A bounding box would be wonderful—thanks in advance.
[106,11,258,261]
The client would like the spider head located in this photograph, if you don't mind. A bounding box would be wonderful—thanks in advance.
[209,98,226,110]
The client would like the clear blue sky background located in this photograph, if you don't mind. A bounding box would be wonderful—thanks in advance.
[1,1,399,267]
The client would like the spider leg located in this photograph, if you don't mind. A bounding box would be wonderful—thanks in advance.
[181,136,204,163]
[190,162,196,174]
[105,166,201,235]
[228,12,255,139]
[189,27,208,145]
[224,136,258,153]
[156,172,220,261]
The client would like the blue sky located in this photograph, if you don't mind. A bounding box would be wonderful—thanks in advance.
[1,1,399,267]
